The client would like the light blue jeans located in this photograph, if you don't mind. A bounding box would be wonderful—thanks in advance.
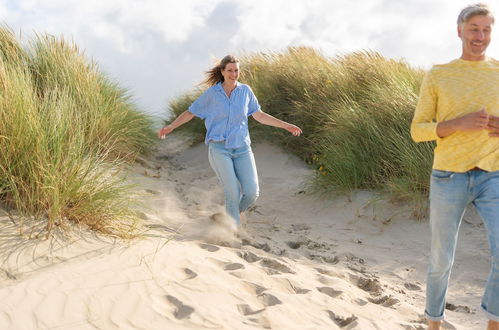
[208,142,259,225]
[426,169,499,322]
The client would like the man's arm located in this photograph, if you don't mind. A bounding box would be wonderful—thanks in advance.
[411,73,439,142]
[436,108,490,138]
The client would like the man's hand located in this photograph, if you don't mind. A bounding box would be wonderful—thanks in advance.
[487,114,499,137]
[454,108,489,131]
[437,108,489,138]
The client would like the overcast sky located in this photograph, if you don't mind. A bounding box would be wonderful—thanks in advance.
[1,0,498,120]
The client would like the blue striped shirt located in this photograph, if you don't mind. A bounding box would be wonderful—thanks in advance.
[188,82,261,148]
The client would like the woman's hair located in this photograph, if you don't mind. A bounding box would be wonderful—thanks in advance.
[204,55,240,86]
[457,3,494,25]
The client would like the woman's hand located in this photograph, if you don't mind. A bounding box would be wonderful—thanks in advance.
[285,123,302,136]
[157,111,195,139]
[158,125,175,139]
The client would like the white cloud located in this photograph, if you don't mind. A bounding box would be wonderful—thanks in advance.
[115,0,216,43]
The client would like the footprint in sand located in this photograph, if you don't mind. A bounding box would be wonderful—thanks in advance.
[199,243,220,252]
[404,282,422,291]
[242,239,271,252]
[236,294,280,327]
[445,302,473,314]
[353,298,369,306]
[237,304,265,316]
[242,281,268,295]
[166,295,195,319]
[265,277,311,295]
[224,263,245,271]
[237,250,263,263]
[286,236,309,249]
[151,294,194,319]
[368,295,400,307]
[260,267,279,276]
[309,253,339,264]
[183,268,197,280]
[259,258,295,275]
[352,276,382,294]
[326,311,358,328]
[288,280,311,294]
[317,287,343,298]
[350,275,400,307]
[292,287,311,294]
[257,293,282,307]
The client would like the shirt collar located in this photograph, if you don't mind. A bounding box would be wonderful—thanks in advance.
[216,81,240,91]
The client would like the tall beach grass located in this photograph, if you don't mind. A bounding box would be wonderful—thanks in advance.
[0,27,155,237]
[168,47,435,213]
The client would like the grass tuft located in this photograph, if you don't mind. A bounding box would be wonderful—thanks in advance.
[0,27,154,237]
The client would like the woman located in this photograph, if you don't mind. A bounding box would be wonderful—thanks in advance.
[158,55,302,226]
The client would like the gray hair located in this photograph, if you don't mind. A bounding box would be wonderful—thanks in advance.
[457,3,495,25]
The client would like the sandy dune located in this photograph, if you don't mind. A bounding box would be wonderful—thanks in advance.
[0,133,492,329]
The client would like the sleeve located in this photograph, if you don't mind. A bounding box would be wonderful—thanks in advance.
[247,86,261,117]
[188,88,211,120]
[410,70,439,142]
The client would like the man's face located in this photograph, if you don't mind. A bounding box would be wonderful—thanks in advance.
[458,14,494,61]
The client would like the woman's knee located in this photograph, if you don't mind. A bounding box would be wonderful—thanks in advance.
[245,185,259,202]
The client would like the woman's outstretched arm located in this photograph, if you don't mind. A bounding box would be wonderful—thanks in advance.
[158,111,195,139]
[252,110,302,136]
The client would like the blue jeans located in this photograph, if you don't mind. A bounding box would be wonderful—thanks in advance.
[208,142,259,225]
[426,169,499,322]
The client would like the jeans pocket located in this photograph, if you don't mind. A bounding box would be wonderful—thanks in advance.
[431,169,455,181]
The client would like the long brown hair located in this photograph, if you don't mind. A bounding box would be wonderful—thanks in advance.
[204,55,240,86]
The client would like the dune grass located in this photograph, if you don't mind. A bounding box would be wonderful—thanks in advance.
[168,47,435,213]
[0,27,155,238]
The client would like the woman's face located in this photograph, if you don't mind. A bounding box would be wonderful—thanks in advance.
[221,62,240,84]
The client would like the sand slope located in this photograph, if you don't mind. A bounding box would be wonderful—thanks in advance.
[0,133,491,329]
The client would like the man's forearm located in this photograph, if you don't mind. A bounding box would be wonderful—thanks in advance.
[436,119,459,138]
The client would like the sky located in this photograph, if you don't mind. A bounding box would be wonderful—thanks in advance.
[1,0,498,120]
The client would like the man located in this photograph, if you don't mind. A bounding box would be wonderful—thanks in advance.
[411,3,499,330]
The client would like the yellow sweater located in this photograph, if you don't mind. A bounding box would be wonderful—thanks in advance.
[411,58,499,172]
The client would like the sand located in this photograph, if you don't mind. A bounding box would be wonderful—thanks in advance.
[0,133,492,329]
